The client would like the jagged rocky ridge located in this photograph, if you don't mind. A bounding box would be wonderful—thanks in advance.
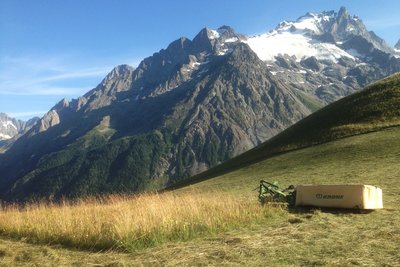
[245,7,400,103]
[395,39,400,53]
[0,113,38,141]
[0,114,38,153]
[0,7,399,200]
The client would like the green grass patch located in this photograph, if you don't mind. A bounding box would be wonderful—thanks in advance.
[0,126,399,266]
[171,72,400,189]
[174,126,400,266]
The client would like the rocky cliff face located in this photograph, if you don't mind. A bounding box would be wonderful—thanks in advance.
[0,113,38,140]
[245,7,400,104]
[395,39,400,54]
[395,39,400,48]
[1,7,399,200]
[0,114,38,151]
[0,113,20,141]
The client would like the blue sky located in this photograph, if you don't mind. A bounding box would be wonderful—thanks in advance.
[1,0,399,120]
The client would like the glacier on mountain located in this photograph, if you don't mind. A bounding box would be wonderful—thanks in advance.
[244,32,355,62]
[242,10,357,62]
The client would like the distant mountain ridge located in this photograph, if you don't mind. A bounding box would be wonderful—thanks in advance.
[0,114,38,153]
[1,7,400,201]
[0,113,38,141]
[245,6,400,103]
[246,7,393,61]
[395,39,400,51]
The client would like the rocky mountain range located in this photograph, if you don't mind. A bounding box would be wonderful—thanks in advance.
[0,113,38,141]
[1,7,399,201]
[0,114,38,153]
[245,7,400,103]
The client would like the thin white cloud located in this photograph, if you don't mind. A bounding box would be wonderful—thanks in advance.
[37,68,111,83]
[0,69,108,95]
[0,55,112,96]
[0,79,97,95]
[0,86,93,96]
[0,53,144,99]
[0,51,144,95]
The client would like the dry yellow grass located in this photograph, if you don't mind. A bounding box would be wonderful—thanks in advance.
[0,190,281,252]
[0,128,399,266]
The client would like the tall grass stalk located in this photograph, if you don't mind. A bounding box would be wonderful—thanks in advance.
[0,190,279,251]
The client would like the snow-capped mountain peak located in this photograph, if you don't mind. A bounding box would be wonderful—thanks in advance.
[203,26,240,41]
[244,9,356,63]
[2,120,17,131]
[395,39,400,50]
[207,29,220,40]
[275,11,335,36]
[245,31,355,62]
[243,7,392,63]
[190,26,244,56]
[0,114,18,140]
[0,113,39,141]
[395,39,400,56]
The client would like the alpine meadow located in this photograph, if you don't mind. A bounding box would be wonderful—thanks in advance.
[0,3,400,266]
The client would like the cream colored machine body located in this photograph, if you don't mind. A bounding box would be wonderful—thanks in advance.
[295,184,383,209]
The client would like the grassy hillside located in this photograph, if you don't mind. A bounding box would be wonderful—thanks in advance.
[174,126,400,266]
[171,72,400,189]
[0,73,399,265]
[0,125,399,266]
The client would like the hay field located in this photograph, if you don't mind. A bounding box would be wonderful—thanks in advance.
[0,190,281,252]
[0,127,399,266]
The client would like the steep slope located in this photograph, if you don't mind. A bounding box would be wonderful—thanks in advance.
[2,75,400,265]
[0,42,312,200]
[0,114,39,153]
[171,72,400,188]
[1,7,399,201]
[0,113,38,141]
[0,113,19,141]
[395,39,400,57]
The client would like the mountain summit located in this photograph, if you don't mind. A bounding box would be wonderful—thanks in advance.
[0,114,38,154]
[0,113,38,141]
[1,7,399,201]
[0,113,19,141]
[246,6,394,61]
[244,6,399,102]
[395,39,400,50]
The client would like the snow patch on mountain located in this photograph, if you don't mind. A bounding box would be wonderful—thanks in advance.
[245,31,354,62]
[0,133,12,140]
[0,119,18,140]
[292,16,321,33]
[218,47,231,56]
[208,29,220,40]
[274,11,335,35]
[395,48,400,58]
[240,10,364,63]
[0,113,40,142]
[346,48,364,58]
[2,120,17,130]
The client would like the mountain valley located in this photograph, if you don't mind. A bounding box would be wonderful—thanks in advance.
[0,66,399,267]
[1,7,399,200]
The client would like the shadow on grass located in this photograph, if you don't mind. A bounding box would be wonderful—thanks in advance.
[0,234,121,254]
[288,206,375,215]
